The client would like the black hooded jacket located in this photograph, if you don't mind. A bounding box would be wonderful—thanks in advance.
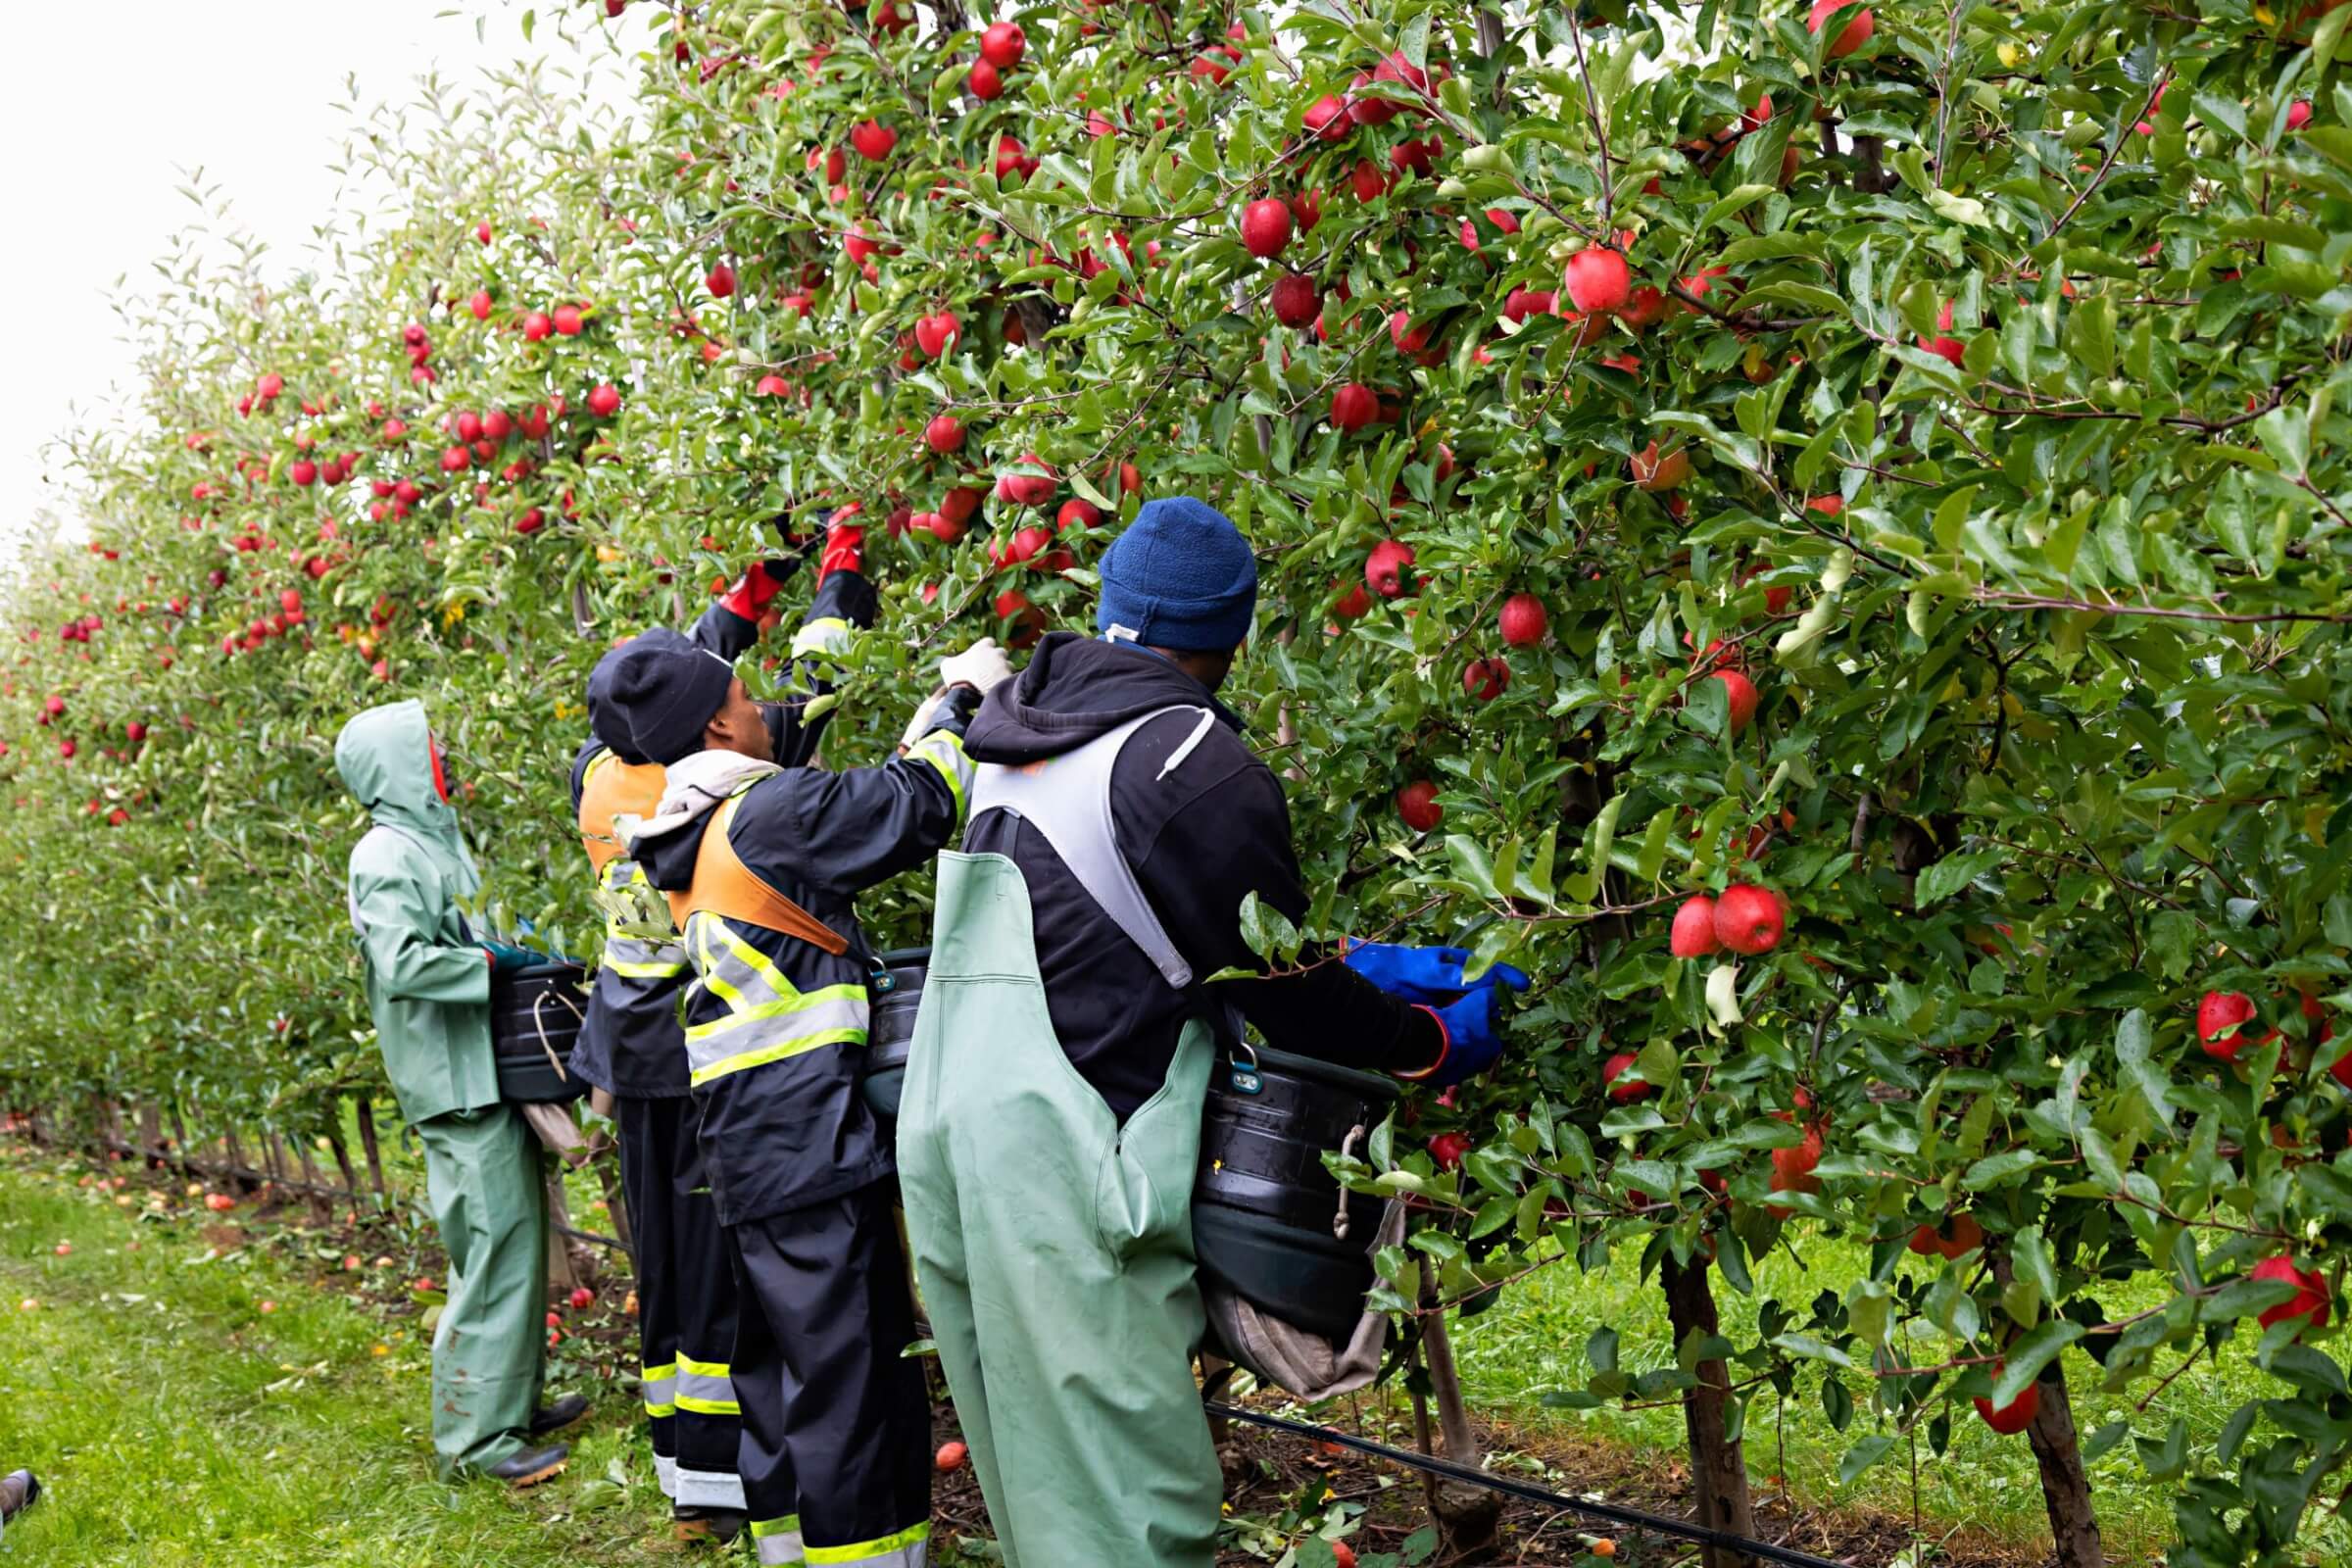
[565,571,878,1099]
[961,633,1442,1119]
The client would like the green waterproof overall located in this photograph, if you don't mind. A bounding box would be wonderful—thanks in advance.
[899,706,1225,1568]
[336,700,549,1479]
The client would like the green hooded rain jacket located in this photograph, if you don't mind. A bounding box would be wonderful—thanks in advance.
[335,700,499,1125]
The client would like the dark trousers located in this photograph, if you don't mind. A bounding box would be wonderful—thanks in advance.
[616,1095,744,1511]
[729,1182,933,1566]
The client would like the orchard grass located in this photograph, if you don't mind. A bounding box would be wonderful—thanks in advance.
[0,1152,680,1568]
[1452,1236,2352,1564]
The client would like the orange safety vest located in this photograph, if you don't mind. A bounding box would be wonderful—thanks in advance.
[666,787,850,958]
[577,750,666,873]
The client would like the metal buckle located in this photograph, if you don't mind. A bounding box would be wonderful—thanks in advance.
[1227,1040,1262,1096]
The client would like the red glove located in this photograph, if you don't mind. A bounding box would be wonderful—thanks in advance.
[720,562,787,619]
[818,520,865,582]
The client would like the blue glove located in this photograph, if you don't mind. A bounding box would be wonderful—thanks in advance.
[1403,989,1508,1088]
[481,939,539,973]
[1343,941,1530,1004]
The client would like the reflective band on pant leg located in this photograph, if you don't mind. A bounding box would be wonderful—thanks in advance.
[641,1361,678,1418]
[752,1515,806,1566]
[675,1355,741,1416]
[804,1522,930,1566]
[672,1465,748,1511]
[654,1450,680,1500]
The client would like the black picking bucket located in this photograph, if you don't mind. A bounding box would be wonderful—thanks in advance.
[1194,1043,1398,1343]
[490,961,591,1104]
[861,947,929,1118]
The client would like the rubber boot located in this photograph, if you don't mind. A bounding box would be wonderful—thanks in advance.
[485,1444,569,1488]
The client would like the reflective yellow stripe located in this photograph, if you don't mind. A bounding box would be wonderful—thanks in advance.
[790,615,852,659]
[674,1355,739,1414]
[609,956,689,978]
[753,1515,807,1567]
[908,727,971,826]
[688,1026,867,1088]
[805,1521,931,1564]
[641,1358,679,1416]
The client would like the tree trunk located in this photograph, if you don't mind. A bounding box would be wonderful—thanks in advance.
[137,1102,164,1165]
[590,1139,634,1258]
[1989,1253,2104,1568]
[1420,1298,1503,1560]
[541,1163,595,1293]
[222,1128,255,1193]
[1663,1254,1756,1568]
[294,1141,333,1222]
[355,1099,388,1200]
[325,1119,362,1199]
[171,1106,195,1179]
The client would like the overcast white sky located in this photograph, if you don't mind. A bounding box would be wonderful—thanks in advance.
[0,1,642,551]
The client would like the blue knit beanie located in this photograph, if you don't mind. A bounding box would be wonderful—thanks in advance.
[600,627,737,765]
[1095,497,1258,652]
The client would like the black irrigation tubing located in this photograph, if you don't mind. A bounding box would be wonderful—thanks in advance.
[1203,1401,1855,1568]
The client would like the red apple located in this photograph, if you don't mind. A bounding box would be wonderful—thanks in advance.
[924,414,965,455]
[707,262,738,298]
[1713,668,1759,733]
[1713,884,1783,955]
[1498,593,1546,647]
[1365,539,1415,598]
[2252,1255,2331,1336]
[1463,658,1509,702]
[1807,0,1875,57]
[1564,246,1633,314]
[1766,1124,1823,1215]
[1427,1131,1470,1169]
[936,1440,970,1473]
[1269,272,1321,327]
[587,383,623,417]
[851,121,898,160]
[1240,198,1294,259]
[1631,443,1692,492]
[1603,1050,1652,1102]
[1396,779,1442,832]
[1670,896,1721,957]
[914,311,960,358]
[1974,1371,2040,1436]
[1331,383,1379,431]
[2197,991,2260,1060]
[1304,94,1350,140]
[968,59,1004,99]
[979,20,1025,68]
[1920,301,1967,367]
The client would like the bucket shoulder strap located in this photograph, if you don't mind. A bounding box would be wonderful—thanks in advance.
[663,785,851,957]
[966,705,1218,989]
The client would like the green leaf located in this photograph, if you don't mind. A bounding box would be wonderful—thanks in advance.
[1991,1320,2083,1405]
[1838,1433,1897,1485]
[1914,848,2005,907]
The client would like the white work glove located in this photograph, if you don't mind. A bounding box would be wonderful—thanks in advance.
[898,690,952,755]
[939,637,1013,696]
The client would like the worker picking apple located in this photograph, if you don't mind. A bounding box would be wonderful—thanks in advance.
[564,527,867,1545]
[596,519,1008,1568]
[898,496,1523,1567]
